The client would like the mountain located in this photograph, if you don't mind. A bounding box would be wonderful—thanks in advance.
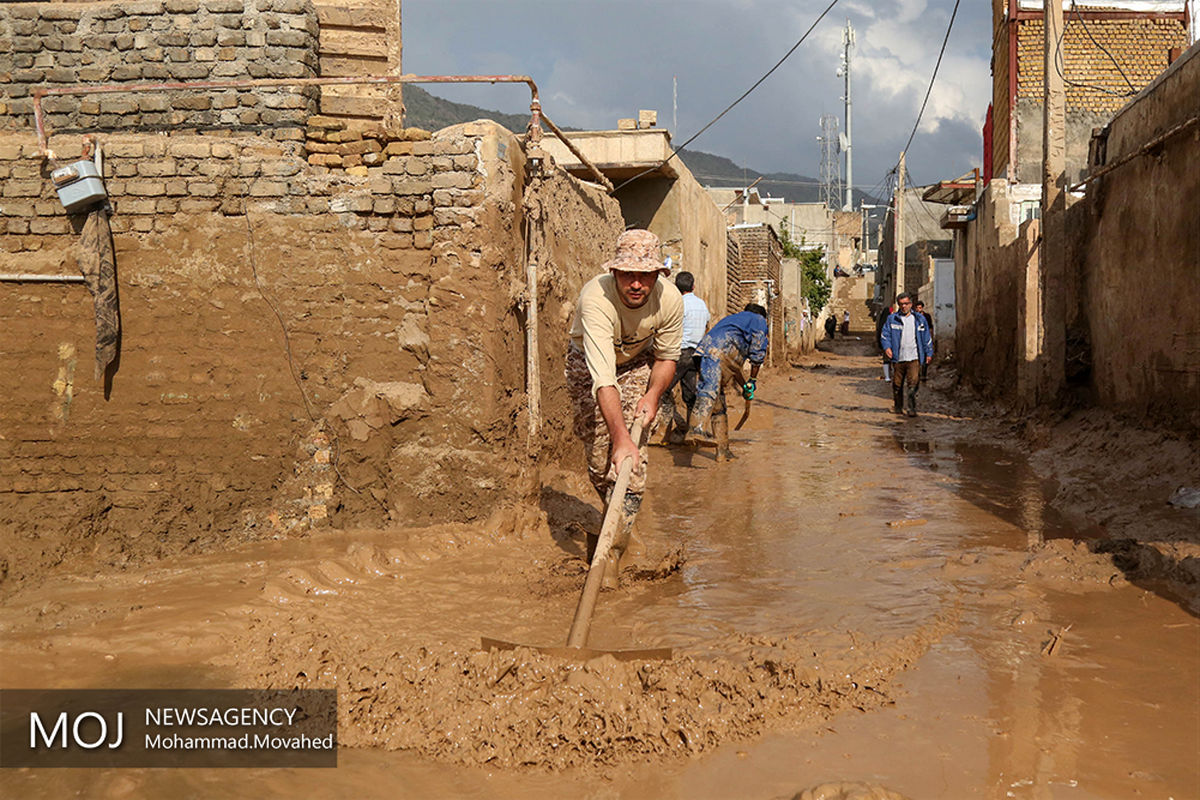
[402,85,537,135]
[403,86,879,206]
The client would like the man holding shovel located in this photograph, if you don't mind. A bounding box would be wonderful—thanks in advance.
[567,229,683,587]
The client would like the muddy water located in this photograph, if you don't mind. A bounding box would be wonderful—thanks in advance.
[2,346,1197,798]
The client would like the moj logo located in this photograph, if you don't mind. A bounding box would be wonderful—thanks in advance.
[29,710,125,750]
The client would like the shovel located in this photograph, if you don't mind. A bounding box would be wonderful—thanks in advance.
[482,415,673,662]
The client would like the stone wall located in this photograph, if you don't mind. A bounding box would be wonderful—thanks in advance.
[0,0,319,139]
[0,119,624,590]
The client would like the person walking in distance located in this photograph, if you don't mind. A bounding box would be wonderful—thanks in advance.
[840,309,851,336]
[567,229,683,587]
[685,304,769,461]
[880,292,933,417]
[658,270,709,443]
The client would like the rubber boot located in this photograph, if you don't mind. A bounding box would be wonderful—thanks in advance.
[892,385,904,414]
[684,397,715,445]
[713,414,736,461]
[670,399,689,443]
[905,386,919,417]
[650,400,674,445]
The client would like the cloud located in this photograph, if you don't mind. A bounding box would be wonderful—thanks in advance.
[401,0,992,188]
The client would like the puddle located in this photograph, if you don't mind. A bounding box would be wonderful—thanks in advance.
[1,352,1196,798]
[894,435,1083,544]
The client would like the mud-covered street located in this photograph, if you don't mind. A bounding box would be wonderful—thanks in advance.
[2,336,1196,799]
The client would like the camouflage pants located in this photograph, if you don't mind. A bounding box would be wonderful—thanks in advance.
[567,346,656,499]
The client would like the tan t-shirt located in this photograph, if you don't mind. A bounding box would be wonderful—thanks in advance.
[569,273,683,394]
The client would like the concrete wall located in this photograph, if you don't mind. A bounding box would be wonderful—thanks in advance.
[779,257,827,360]
[0,0,320,138]
[917,258,957,355]
[546,128,729,317]
[1014,98,1112,185]
[878,187,954,303]
[0,120,624,589]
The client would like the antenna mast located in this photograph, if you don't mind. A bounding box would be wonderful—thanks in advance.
[842,19,855,211]
[819,114,841,211]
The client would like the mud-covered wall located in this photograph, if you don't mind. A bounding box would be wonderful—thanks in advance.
[1079,45,1200,428]
[953,180,1024,401]
[0,119,621,590]
[524,171,626,468]
[957,44,1199,428]
[0,0,319,137]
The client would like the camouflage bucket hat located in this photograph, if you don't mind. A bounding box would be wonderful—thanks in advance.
[602,229,668,274]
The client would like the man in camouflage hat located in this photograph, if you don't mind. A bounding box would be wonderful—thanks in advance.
[567,229,683,587]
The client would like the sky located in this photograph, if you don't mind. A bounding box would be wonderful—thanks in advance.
[402,0,995,193]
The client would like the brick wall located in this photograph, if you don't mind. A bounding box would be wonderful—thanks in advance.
[0,118,623,590]
[0,0,320,138]
[314,0,402,124]
[992,10,1188,183]
[724,228,739,311]
[728,224,783,362]
[1016,18,1187,113]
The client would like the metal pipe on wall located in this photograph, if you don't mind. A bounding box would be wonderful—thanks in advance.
[0,274,86,283]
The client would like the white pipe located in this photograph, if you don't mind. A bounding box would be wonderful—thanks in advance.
[0,273,86,282]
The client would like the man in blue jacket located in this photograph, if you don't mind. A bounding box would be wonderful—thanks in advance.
[880,292,933,417]
[685,303,769,460]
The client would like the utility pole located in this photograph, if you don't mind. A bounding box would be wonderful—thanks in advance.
[1039,0,1067,403]
[842,20,855,211]
[894,151,905,300]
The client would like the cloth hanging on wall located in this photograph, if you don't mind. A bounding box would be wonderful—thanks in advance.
[78,206,120,379]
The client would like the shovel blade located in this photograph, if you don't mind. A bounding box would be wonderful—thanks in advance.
[481,637,672,662]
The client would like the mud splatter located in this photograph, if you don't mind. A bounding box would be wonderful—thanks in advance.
[227,612,956,770]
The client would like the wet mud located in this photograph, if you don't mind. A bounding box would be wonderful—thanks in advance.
[2,335,1197,798]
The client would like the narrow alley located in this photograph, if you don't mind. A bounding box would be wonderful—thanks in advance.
[3,336,1195,799]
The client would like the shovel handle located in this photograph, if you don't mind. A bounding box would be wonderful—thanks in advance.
[566,415,646,649]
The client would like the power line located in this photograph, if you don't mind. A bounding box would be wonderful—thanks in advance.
[611,0,843,194]
[1054,1,1139,99]
[696,173,887,190]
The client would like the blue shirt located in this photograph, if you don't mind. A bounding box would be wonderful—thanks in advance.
[680,292,710,350]
[697,311,769,365]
